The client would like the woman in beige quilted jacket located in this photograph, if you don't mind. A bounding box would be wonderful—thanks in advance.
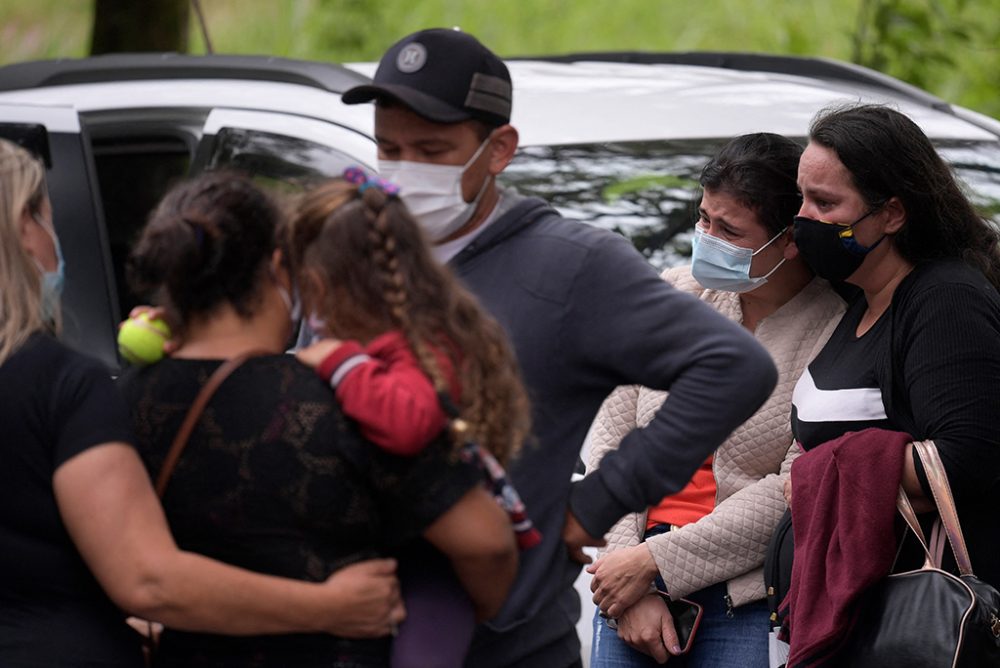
[586,133,845,668]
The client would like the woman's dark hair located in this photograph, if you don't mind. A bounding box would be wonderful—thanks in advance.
[126,172,281,322]
[809,104,1000,288]
[700,132,803,236]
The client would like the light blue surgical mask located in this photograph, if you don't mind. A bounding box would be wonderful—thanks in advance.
[33,212,65,320]
[690,226,787,293]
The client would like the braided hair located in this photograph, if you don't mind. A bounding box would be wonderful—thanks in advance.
[286,177,531,465]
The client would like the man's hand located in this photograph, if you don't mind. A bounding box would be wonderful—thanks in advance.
[587,543,658,618]
[295,338,343,369]
[617,593,682,664]
[320,558,406,638]
[783,476,793,508]
[561,510,605,564]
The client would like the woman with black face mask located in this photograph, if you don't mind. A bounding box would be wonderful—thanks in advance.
[779,104,1000,665]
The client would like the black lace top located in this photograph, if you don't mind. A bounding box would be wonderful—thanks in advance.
[119,354,480,667]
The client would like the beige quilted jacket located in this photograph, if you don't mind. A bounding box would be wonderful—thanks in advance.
[586,265,844,607]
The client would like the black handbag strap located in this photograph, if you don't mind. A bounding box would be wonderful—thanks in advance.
[896,440,974,576]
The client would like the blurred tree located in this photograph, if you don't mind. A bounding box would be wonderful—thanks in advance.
[851,0,975,91]
[91,0,190,55]
[305,0,390,58]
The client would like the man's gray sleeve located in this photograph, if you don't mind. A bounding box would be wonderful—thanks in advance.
[567,236,778,537]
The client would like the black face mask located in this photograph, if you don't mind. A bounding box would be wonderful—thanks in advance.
[793,211,883,283]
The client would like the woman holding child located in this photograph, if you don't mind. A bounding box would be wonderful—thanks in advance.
[0,140,414,667]
[119,170,525,667]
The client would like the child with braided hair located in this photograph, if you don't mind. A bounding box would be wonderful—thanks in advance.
[288,168,538,667]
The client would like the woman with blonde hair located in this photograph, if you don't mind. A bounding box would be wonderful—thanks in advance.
[0,140,406,666]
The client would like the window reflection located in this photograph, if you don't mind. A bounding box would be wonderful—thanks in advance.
[206,128,360,193]
[509,139,1000,270]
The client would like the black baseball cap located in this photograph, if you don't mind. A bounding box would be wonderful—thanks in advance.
[342,28,512,127]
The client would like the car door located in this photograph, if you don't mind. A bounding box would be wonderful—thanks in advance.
[0,103,120,372]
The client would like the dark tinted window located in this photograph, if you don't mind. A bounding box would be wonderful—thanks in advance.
[0,123,51,166]
[92,135,191,318]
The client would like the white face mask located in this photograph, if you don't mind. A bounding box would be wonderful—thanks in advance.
[271,269,301,325]
[377,136,493,242]
[306,312,328,337]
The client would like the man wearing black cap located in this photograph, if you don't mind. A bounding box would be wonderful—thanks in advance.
[343,28,778,668]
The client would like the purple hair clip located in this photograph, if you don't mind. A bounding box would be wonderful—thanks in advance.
[182,217,206,247]
[343,166,400,196]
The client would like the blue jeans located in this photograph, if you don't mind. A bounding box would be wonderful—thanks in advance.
[590,583,770,668]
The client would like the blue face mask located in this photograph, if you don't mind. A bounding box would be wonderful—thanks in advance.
[33,213,65,320]
[690,226,787,293]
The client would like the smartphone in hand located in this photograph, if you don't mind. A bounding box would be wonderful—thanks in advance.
[656,590,704,654]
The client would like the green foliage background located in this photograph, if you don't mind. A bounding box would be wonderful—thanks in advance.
[2,0,997,119]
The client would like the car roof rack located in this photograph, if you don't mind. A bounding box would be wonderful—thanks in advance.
[0,52,369,94]
[512,51,953,113]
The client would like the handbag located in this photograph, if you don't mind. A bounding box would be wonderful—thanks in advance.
[129,351,263,666]
[837,440,1000,667]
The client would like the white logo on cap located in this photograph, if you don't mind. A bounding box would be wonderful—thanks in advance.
[396,43,427,73]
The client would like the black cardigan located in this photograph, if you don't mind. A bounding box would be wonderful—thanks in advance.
[878,260,1000,587]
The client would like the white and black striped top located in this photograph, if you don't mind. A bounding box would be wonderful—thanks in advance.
[789,260,1000,589]
[791,296,892,451]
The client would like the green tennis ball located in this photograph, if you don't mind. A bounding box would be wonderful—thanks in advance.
[118,313,171,366]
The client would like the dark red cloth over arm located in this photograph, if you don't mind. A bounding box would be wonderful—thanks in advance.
[783,428,911,667]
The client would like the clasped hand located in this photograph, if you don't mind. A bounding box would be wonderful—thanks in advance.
[322,558,406,638]
[615,593,683,663]
[587,543,658,618]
